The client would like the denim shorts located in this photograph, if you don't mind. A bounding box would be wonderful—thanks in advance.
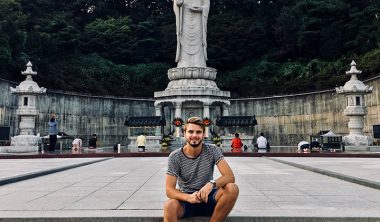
[180,189,218,218]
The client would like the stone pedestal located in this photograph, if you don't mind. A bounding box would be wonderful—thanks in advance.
[0,135,40,153]
[155,67,230,133]
[343,135,371,147]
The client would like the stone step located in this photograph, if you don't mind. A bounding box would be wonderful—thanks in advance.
[0,217,379,222]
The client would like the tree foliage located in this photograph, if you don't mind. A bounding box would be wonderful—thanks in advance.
[0,0,379,97]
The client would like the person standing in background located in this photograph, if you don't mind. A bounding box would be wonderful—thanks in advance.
[48,112,58,152]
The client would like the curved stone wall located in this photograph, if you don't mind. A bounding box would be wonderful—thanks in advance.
[1,76,379,146]
[0,80,154,146]
[229,76,380,146]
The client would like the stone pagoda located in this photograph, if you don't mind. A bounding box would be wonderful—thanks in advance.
[336,61,373,146]
[154,0,230,137]
[9,61,46,152]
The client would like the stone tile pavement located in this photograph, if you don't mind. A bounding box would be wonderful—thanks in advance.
[0,157,379,221]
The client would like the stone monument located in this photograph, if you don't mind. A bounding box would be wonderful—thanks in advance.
[154,0,230,137]
[6,61,46,152]
[336,61,373,147]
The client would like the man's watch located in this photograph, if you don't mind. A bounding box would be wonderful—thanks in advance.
[209,180,216,188]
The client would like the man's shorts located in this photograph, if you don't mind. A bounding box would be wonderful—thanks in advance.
[180,189,218,218]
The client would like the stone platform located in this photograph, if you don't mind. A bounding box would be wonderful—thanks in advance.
[0,155,379,221]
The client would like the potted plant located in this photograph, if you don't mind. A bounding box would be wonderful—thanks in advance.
[160,135,172,152]
[212,135,222,147]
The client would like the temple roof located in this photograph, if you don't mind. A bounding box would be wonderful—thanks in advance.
[124,116,166,127]
[216,116,257,127]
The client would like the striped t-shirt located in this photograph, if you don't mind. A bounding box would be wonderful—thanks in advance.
[167,143,224,193]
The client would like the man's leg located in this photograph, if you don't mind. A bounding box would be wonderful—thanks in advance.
[49,135,57,151]
[210,183,239,222]
[163,199,184,222]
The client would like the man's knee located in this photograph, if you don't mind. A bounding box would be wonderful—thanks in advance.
[223,183,239,199]
[164,199,182,216]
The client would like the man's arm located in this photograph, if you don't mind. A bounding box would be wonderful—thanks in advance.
[215,159,235,188]
[197,159,235,202]
[166,174,201,203]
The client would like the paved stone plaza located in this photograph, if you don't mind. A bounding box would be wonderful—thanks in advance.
[0,157,379,221]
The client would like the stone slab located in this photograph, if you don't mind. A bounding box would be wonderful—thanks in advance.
[0,157,379,221]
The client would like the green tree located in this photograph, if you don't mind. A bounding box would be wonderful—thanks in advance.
[82,17,132,62]
[1,0,380,97]
[0,0,27,79]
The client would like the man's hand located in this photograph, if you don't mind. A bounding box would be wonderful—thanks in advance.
[196,182,213,203]
[186,191,202,203]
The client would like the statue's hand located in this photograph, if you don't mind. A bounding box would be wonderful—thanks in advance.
[176,0,184,6]
[190,6,202,12]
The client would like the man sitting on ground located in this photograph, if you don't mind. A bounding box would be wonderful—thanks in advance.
[164,117,239,222]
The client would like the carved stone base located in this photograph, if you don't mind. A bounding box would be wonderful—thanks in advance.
[0,145,38,153]
[1,135,41,153]
[165,66,219,90]
[343,134,372,146]
[1,134,40,153]
[168,67,217,81]
[166,79,219,90]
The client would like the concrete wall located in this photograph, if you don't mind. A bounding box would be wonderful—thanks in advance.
[229,76,380,146]
[0,80,18,136]
[0,79,155,146]
[1,75,379,146]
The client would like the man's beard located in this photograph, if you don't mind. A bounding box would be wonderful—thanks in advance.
[187,139,202,148]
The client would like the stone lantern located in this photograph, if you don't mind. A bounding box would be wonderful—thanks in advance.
[9,61,46,152]
[336,61,373,146]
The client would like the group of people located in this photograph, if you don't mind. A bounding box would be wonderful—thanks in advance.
[230,132,269,153]
[48,111,150,153]
[297,139,321,153]
[47,112,97,153]
[70,134,97,153]
[71,134,98,153]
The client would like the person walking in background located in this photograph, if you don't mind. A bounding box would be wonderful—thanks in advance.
[88,134,97,149]
[48,112,58,152]
[164,117,239,221]
[136,134,147,152]
[230,133,243,153]
[256,133,268,153]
